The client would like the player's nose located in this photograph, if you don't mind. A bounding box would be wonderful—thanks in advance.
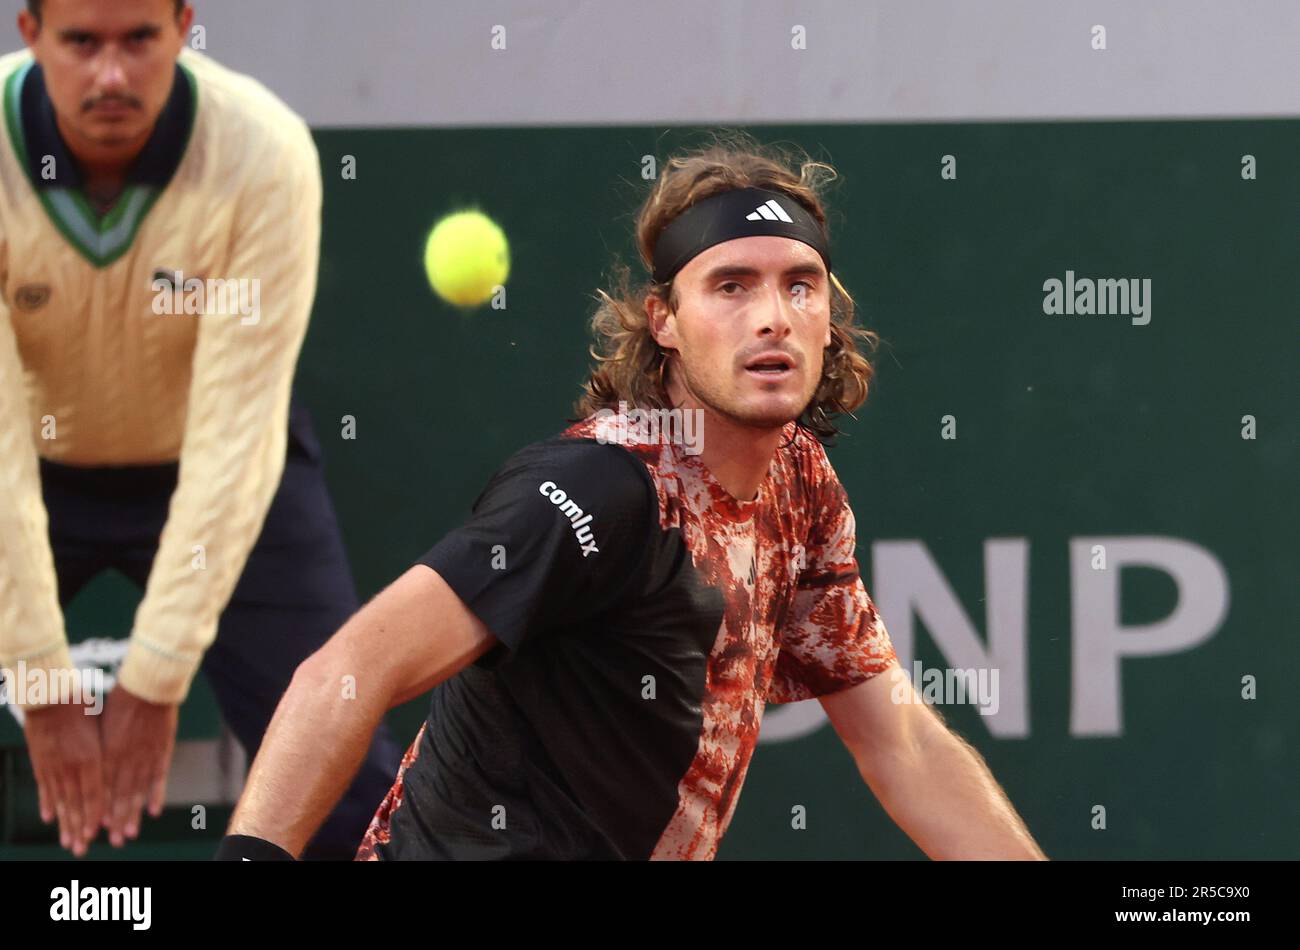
[754,280,795,340]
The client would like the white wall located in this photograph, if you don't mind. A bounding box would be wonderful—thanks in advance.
[2,0,1296,126]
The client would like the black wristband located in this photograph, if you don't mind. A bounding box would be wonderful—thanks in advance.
[215,834,296,861]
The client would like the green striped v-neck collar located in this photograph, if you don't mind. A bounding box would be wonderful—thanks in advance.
[3,58,197,268]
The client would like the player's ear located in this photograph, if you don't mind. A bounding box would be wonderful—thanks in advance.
[646,290,678,349]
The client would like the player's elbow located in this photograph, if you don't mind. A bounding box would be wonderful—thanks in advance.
[289,624,396,717]
[854,702,951,791]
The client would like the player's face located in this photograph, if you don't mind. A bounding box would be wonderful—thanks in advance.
[653,235,833,432]
[17,0,191,151]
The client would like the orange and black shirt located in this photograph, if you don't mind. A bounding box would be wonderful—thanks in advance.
[357,415,897,860]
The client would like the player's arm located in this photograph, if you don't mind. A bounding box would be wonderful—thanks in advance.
[225,440,657,858]
[226,564,496,858]
[820,671,1046,860]
[775,444,1043,859]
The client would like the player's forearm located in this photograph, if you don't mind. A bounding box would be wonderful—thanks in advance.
[229,566,497,856]
[228,648,388,858]
[864,727,1046,860]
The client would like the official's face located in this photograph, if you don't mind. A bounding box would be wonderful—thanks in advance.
[652,235,833,432]
[18,0,192,152]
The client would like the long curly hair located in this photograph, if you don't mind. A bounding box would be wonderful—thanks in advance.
[575,131,878,443]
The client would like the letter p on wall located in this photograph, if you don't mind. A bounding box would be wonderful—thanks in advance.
[1070,537,1229,736]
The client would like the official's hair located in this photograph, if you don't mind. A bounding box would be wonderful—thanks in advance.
[576,130,878,443]
[26,0,186,22]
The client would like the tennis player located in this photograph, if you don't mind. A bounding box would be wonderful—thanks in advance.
[219,137,1046,861]
[0,0,400,858]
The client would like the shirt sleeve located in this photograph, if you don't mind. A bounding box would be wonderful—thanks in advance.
[0,288,75,709]
[417,439,658,661]
[115,121,322,704]
[767,455,897,704]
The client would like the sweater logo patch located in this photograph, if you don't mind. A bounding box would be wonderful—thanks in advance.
[13,283,50,312]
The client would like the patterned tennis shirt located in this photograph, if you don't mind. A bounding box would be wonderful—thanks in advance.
[357,412,897,860]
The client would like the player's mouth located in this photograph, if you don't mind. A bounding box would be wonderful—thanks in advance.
[743,351,797,380]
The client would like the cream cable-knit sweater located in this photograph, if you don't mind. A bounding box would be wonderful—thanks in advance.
[0,48,321,706]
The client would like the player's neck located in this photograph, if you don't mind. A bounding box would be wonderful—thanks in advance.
[666,381,783,502]
[692,415,783,503]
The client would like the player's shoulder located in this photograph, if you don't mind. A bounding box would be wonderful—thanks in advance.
[179,49,317,178]
[776,423,838,483]
[770,424,852,525]
[496,434,660,501]
[491,434,658,517]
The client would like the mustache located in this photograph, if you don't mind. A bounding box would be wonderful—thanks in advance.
[82,94,142,112]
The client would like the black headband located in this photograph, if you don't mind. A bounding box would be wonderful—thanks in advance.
[650,187,832,285]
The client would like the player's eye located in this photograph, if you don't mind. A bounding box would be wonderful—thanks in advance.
[719,281,745,295]
[791,280,815,293]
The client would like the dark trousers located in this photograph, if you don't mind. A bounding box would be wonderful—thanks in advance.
[38,404,402,860]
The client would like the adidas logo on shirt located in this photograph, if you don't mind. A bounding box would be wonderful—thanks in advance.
[745,198,794,223]
[539,481,600,557]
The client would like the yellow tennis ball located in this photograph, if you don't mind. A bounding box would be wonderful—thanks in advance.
[423,210,510,307]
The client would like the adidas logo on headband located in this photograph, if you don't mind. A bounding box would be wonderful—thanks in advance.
[650,186,832,284]
[745,198,794,223]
